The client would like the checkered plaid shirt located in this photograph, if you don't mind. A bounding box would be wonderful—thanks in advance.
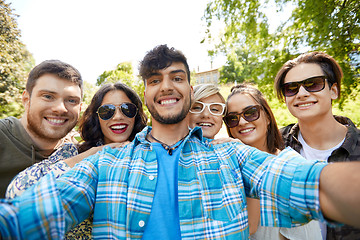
[0,127,327,239]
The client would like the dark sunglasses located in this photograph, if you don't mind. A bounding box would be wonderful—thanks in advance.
[282,76,327,97]
[223,105,261,128]
[97,103,138,120]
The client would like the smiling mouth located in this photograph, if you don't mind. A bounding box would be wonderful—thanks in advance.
[295,101,316,107]
[239,128,254,134]
[198,122,213,127]
[159,99,177,105]
[46,117,66,124]
[110,124,128,134]
[110,124,127,130]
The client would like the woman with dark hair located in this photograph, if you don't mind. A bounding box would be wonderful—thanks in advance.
[6,82,147,239]
[223,83,321,239]
[224,83,284,154]
[76,82,147,154]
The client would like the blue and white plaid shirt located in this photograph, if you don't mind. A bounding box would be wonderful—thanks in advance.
[0,127,328,239]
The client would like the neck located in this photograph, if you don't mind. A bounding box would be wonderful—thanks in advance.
[298,114,347,150]
[150,118,189,146]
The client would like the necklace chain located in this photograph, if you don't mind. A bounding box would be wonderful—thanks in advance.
[148,131,189,155]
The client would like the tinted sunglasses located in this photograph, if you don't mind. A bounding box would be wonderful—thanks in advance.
[189,101,226,116]
[223,105,261,128]
[97,103,138,120]
[282,76,327,97]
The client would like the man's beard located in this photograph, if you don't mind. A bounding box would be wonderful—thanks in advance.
[26,107,76,142]
[147,93,192,125]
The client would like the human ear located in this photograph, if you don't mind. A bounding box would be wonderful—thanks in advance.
[330,83,339,100]
[22,90,30,108]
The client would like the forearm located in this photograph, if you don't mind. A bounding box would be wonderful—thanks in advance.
[64,145,102,168]
[247,198,260,235]
[319,162,360,228]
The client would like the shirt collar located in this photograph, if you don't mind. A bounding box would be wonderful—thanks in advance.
[134,126,204,146]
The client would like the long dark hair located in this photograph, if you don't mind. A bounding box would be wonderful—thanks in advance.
[77,82,147,153]
[225,84,284,154]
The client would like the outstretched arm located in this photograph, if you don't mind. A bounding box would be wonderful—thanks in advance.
[319,162,360,228]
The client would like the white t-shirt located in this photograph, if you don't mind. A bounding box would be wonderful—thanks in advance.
[298,131,345,240]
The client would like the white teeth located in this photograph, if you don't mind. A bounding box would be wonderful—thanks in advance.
[199,123,212,127]
[298,103,313,107]
[111,125,126,130]
[47,118,65,124]
[160,99,176,105]
[240,128,253,134]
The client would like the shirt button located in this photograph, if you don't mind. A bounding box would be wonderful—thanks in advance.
[139,220,145,227]
[149,175,155,180]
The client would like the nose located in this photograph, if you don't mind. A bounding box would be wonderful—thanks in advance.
[238,115,248,125]
[296,85,310,98]
[201,106,211,118]
[160,77,174,92]
[112,107,125,120]
[52,100,68,113]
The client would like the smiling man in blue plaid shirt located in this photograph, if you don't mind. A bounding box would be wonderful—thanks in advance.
[0,45,360,239]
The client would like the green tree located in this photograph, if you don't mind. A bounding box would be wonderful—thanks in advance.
[220,48,258,84]
[82,81,99,107]
[96,62,145,102]
[203,0,360,104]
[0,0,34,118]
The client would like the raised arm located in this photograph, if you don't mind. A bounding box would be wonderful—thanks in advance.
[319,161,360,228]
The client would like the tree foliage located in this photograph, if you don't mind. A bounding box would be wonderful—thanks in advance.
[0,0,34,118]
[203,0,360,104]
[96,62,144,101]
[219,48,258,84]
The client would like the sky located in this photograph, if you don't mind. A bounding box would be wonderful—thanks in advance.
[9,0,225,84]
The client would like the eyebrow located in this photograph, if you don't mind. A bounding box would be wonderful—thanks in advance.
[148,69,186,77]
[37,89,58,95]
[170,69,186,75]
[37,89,81,99]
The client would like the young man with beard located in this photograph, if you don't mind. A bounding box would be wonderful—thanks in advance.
[274,51,360,239]
[0,45,360,239]
[0,60,83,197]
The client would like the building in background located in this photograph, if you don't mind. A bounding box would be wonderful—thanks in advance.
[194,68,220,85]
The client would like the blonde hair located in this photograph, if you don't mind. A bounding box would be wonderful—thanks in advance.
[193,84,225,103]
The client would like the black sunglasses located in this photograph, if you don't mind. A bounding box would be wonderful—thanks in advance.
[97,103,138,120]
[282,76,327,97]
[223,105,261,128]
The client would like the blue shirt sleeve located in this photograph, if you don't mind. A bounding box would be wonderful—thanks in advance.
[0,152,100,239]
[244,146,327,227]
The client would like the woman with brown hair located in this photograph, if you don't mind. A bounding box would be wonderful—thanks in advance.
[224,83,321,239]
